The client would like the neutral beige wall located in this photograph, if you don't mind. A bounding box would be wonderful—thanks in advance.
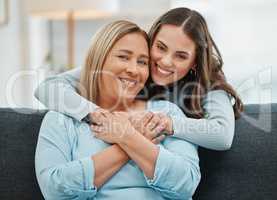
[25,0,119,13]
[0,0,27,107]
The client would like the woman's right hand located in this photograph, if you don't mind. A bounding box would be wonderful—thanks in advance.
[89,108,111,125]
[128,112,167,144]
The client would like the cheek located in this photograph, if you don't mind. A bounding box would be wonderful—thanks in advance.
[102,74,115,86]
[141,68,149,81]
[176,63,191,78]
[150,48,162,61]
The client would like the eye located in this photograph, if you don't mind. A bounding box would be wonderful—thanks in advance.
[176,54,188,60]
[157,43,166,51]
[138,59,149,66]
[117,55,129,60]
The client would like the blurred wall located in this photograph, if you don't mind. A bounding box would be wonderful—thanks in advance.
[0,0,28,107]
[25,0,119,13]
[0,0,276,108]
[208,1,277,103]
[50,0,277,104]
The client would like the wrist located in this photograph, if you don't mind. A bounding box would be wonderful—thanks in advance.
[113,144,129,161]
[117,127,140,147]
[82,113,91,124]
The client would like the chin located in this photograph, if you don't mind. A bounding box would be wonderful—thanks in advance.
[151,75,170,86]
[150,66,170,86]
[121,92,138,101]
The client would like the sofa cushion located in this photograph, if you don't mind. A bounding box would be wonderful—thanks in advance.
[0,108,46,200]
[193,104,277,200]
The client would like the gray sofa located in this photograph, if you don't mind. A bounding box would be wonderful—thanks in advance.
[0,104,276,200]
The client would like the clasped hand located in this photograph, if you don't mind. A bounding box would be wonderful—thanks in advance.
[90,108,173,145]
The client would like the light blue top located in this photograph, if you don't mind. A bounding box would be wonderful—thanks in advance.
[35,100,201,200]
[35,67,235,150]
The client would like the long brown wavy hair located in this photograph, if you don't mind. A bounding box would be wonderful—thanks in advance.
[147,7,243,119]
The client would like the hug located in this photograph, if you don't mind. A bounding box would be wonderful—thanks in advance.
[34,7,242,200]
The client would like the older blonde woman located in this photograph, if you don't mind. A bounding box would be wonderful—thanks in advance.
[35,20,200,200]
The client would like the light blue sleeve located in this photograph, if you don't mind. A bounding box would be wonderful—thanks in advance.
[144,101,201,200]
[35,111,97,200]
[34,67,99,121]
[171,90,235,151]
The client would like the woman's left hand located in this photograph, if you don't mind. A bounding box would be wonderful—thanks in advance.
[90,111,136,144]
[155,113,173,135]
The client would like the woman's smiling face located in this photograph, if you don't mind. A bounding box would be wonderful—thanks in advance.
[100,32,149,105]
[150,24,197,86]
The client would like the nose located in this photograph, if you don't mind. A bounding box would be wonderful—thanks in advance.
[126,61,139,75]
[160,53,173,67]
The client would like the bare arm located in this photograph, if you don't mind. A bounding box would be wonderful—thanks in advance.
[118,130,159,178]
[92,144,129,188]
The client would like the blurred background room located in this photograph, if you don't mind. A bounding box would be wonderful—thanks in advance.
[0,0,276,109]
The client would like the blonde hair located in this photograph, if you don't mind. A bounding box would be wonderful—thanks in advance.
[78,20,149,104]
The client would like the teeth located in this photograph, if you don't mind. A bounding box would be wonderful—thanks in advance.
[156,64,173,75]
[119,78,137,87]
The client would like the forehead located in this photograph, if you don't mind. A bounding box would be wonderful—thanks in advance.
[155,24,196,51]
[112,32,149,54]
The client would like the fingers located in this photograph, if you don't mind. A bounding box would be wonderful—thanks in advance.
[90,108,110,125]
[90,124,105,134]
[143,123,165,141]
[129,113,141,124]
[90,113,104,125]
[157,113,168,125]
[128,111,153,134]
[143,113,168,140]
[151,134,166,144]
[129,111,152,124]
[90,111,129,134]
[142,112,154,126]
[146,114,160,131]
[90,125,101,138]
[90,124,113,143]
[98,108,110,116]
[154,123,166,134]
[157,113,173,135]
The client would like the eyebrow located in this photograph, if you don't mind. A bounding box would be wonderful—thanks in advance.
[157,40,190,56]
[157,40,167,48]
[118,49,149,59]
[176,51,190,56]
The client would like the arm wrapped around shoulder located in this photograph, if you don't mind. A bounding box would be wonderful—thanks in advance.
[171,90,235,150]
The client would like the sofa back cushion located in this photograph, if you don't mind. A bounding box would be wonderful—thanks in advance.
[0,104,276,199]
[0,108,46,200]
[193,104,277,199]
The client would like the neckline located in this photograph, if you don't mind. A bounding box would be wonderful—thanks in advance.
[125,100,151,113]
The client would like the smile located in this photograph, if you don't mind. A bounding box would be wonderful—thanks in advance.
[118,77,138,88]
[155,63,174,76]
